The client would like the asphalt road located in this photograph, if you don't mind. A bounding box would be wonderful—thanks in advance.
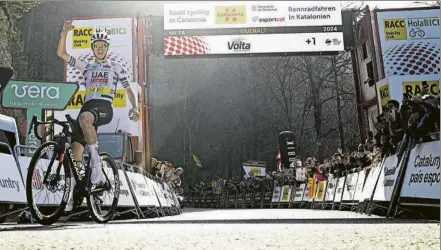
[0,208,438,249]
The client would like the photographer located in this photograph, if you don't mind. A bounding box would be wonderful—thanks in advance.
[403,91,440,140]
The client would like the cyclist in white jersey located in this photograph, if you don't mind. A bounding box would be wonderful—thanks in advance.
[57,21,139,211]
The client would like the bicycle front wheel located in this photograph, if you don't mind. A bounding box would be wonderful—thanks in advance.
[86,152,120,223]
[26,141,71,225]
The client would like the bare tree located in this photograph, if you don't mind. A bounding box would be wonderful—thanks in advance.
[413,1,441,6]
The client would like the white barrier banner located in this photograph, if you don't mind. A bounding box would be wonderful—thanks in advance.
[360,164,383,201]
[164,183,176,206]
[155,182,169,207]
[302,183,313,202]
[325,177,338,202]
[342,172,359,201]
[18,156,66,205]
[126,172,158,207]
[171,188,180,206]
[373,154,400,201]
[144,177,161,207]
[293,184,305,202]
[272,186,281,202]
[102,169,134,207]
[0,154,26,203]
[353,169,367,202]
[334,177,345,203]
[162,183,172,207]
[400,140,440,199]
[280,185,291,203]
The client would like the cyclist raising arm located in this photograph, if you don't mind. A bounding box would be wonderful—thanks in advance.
[57,20,139,212]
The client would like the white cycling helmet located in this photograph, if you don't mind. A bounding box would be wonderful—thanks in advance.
[91,29,110,45]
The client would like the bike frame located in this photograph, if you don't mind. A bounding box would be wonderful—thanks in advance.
[30,115,111,199]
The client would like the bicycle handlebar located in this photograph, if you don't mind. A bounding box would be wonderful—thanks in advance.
[27,114,75,141]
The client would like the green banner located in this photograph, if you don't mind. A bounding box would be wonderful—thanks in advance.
[2,80,78,110]
[1,80,78,146]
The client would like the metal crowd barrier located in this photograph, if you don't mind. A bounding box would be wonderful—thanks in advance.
[187,136,440,220]
[0,145,181,223]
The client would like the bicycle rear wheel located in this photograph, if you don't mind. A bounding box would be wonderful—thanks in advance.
[86,152,120,223]
[26,141,71,225]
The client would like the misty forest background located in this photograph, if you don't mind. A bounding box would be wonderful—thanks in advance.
[151,51,360,184]
[0,1,439,185]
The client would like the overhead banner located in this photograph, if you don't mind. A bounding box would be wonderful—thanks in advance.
[164,1,342,30]
[164,2,344,56]
[54,17,141,136]
[376,8,440,77]
[164,33,344,56]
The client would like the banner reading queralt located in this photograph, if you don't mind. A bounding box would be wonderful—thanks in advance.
[376,8,440,77]
[163,1,342,30]
[54,17,141,137]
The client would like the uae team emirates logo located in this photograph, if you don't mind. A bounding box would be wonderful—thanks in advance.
[66,52,133,84]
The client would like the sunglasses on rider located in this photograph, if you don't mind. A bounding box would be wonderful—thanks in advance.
[92,43,109,49]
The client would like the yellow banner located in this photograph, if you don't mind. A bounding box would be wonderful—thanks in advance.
[215,5,246,25]
[250,167,262,175]
[402,80,439,96]
[72,27,94,49]
[308,177,316,199]
[281,186,290,201]
[315,182,326,201]
[383,19,407,40]
[67,89,127,109]
[379,84,391,106]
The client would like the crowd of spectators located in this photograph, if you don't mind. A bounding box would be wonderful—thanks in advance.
[150,158,184,190]
[186,88,439,197]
